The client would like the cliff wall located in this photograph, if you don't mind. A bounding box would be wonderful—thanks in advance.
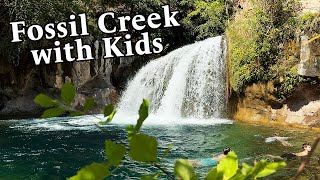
[230,0,320,127]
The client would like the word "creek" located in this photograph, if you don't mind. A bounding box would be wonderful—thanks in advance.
[10,5,180,65]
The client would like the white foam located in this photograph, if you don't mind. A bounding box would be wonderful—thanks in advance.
[10,113,233,131]
[109,112,233,126]
[265,136,289,143]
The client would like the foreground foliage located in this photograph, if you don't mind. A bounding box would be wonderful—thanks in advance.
[34,83,286,179]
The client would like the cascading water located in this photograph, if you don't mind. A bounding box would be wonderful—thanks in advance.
[10,36,229,132]
[118,36,227,120]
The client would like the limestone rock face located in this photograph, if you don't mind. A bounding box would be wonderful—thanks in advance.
[0,39,150,119]
[301,0,320,13]
[234,82,320,127]
[234,82,279,123]
[298,35,320,77]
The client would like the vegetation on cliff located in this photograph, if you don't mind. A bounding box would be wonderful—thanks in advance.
[227,0,300,95]
[226,0,320,101]
[182,0,233,40]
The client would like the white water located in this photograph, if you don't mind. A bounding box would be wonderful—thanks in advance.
[118,36,227,121]
[9,36,231,132]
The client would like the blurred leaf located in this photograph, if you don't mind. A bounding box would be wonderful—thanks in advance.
[106,110,117,123]
[205,167,221,180]
[104,104,114,117]
[250,160,268,178]
[68,162,110,180]
[174,159,197,180]
[105,140,126,166]
[229,170,245,180]
[161,144,173,160]
[61,82,76,106]
[135,99,150,132]
[34,94,59,107]
[216,151,238,179]
[83,97,95,113]
[99,110,117,125]
[129,133,158,163]
[140,173,160,180]
[240,163,253,178]
[126,125,136,141]
[41,108,65,118]
[70,111,84,117]
[255,161,286,178]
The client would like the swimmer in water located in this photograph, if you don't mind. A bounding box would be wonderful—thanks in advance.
[268,143,312,160]
[292,143,312,157]
[265,133,293,147]
[189,148,231,167]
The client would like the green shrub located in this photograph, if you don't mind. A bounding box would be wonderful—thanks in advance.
[226,0,307,99]
[181,0,233,40]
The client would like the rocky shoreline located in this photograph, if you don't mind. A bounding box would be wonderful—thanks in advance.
[231,82,320,128]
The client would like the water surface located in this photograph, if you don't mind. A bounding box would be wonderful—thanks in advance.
[0,116,319,179]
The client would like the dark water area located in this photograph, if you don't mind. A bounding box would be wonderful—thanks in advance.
[0,116,319,179]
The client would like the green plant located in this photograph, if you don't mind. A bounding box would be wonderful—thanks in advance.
[174,151,286,180]
[34,82,287,180]
[34,82,96,118]
[181,0,233,40]
[226,0,304,99]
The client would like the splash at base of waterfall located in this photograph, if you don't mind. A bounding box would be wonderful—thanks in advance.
[10,115,232,132]
[118,36,227,119]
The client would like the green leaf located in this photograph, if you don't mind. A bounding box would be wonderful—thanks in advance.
[135,99,150,132]
[83,97,95,113]
[70,111,84,117]
[229,170,245,180]
[105,140,126,166]
[68,162,110,180]
[174,159,197,180]
[104,104,114,117]
[106,110,117,123]
[255,161,286,178]
[216,151,238,180]
[205,167,222,180]
[241,163,253,177]
[126,125,136,141]
[129,133,158,163]
[140,173,160,180]
[250,160,267,178]
[161,144,173,160]
[34,94,59,107]
[61,82,76,106]
[41,108,65,118]
[99,110,117,125]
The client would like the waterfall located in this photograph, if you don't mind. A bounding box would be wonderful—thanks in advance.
[118,36,227,119]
